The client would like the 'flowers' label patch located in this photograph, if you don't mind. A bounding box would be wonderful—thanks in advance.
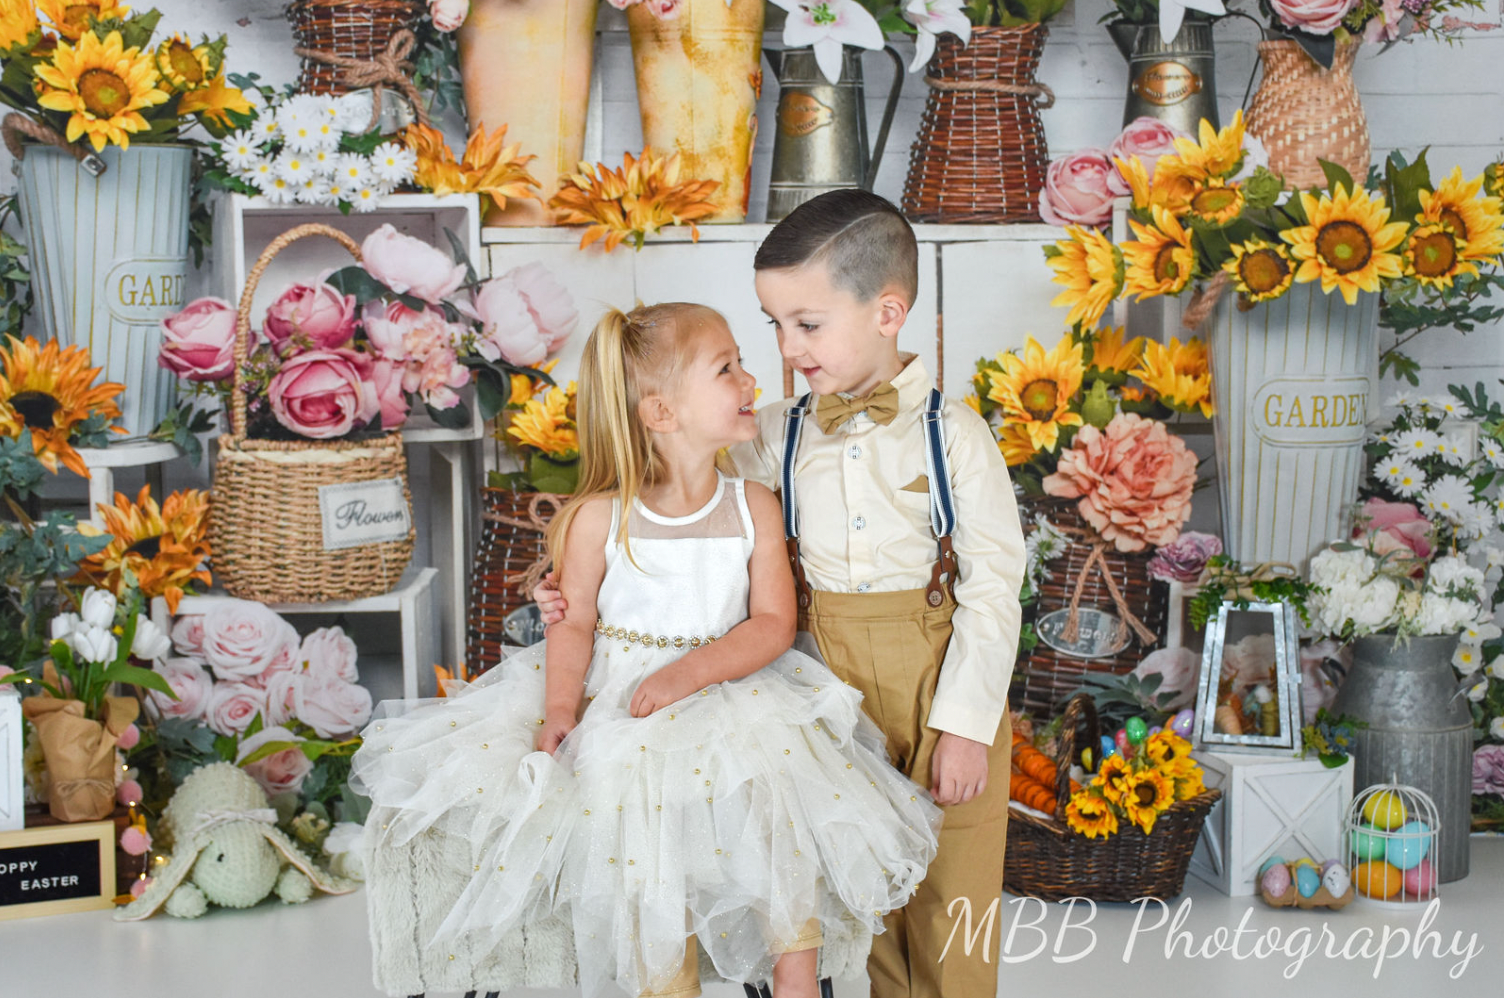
[318,477,411,551]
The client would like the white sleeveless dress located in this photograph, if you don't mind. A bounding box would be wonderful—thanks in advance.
[352,474,942,996]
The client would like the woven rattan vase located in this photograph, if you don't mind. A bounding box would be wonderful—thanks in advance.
[208,224,415,604]
[467,488,568,673]
[902,25,1052,223]
[286,0,426,95]
[1245,39,1369,190]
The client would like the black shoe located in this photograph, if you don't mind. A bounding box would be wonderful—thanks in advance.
[820,978,835,998]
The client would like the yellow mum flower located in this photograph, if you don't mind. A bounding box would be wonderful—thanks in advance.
[1120,768,1176,835]
[177,72,253,128]
[36,0,129,41]
[1280,184,1408,305]
[507,384,578,458]
[1086,326,1144,376]
[1065,791,1119,840]
[1223,238,1294,303]
[0,0,39,53]
[1170,109,1247,179]
[1131,336,1213,418]
[1417,166,1504,265]
[987,335,1085,453]
[155,34,212,92]
[1403,222,1477,289]
[405,120,542,215]
[0,335,124,476]
[1044,225,1124,332]
[35,30,169,152]
[549,148,720,252]
[75,486,212,613]
[1122,206,1195,301]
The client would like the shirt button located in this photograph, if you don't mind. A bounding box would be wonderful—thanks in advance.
[848,445,861,459]
[852,515,866,530]
[857,583,871,593]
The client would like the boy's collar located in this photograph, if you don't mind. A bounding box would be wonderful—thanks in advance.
[833,353,929,408]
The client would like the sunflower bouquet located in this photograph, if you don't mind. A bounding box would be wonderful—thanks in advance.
[1064,727,1207,839]
[0,1,251,154]
[488,372,581,495]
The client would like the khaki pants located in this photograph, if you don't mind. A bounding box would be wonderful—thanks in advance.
[801,587,1010,998]
[638,919,824,998]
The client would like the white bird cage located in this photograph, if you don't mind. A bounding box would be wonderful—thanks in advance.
[1345,779,1440,908]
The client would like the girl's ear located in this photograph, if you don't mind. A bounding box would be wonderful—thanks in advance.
[638,393,678,434]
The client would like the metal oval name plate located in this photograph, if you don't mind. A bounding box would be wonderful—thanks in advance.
[1036,607,1131,659]
[1131,61,1203,106]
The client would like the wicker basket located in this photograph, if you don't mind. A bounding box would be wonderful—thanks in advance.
[286,0,427,95]
[1004,693,1221,902]
[1244,38,1369,191]
[208,223,415,603]
[466,488,569,673]
[902,25,1052,224]
[1013,495,1169,723]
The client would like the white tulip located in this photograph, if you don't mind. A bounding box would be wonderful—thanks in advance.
[49,613,81,644]
[72,624,118,665]
[130,618,172,662]
[79,588,117,630]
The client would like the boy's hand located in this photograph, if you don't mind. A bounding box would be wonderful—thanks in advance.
[536,711,576,755]
[629,662,702,718]
[930,731,988,806]
[534,570,568,625]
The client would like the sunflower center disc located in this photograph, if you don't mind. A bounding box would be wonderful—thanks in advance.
[1154,244,1181,284]
[1315,220,1373,274]
[1412,231,1457,277]
[1240,249,1289,292]
[1020,379,1059,421]
[11,391,62,427]
[79,68,131,118]
[168,43,204,85]
[1440,207,1469,240]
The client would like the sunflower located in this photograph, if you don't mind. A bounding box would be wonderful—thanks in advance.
[1485,161,1504,200]
[1085,326,1144,376]
[1170,109,1247,179]
[0,336,123,476]
[1065,791,1119,840]
[995,421,1040,467]
[0,0,39,53]
[154,34,212,92]
[502,358,560,409]
[1044,225,1124,331]
[1281,185,1409,306]
[1417,167,1504,265]
[35,30,169,152]
[1122,207,1195,301]
[1223,238,1294,303]
[36,0,129,41]
[177,72,253,128]
[1170,764,1206,802]
[987,335,1085,453]
[1142,730,1194,771]
[1093,753,1131,806]
[1114,154,1194,214]
[75,486,212,612]
[1131,336,1213,418]
[1183,177,1246,228]
[507,384,578,458]
[1403,222,1476,289]
[1119,768,1176,834]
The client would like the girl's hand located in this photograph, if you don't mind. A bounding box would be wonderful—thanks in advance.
[629,663,701,718]
[534,571,568,626]
[536,713,576,755]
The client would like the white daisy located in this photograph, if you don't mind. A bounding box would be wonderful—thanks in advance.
[1422,474,1474,523]
[1457,501,1493,541]
[325,180,347,206]
[331,153,372,189]
[219,129,262,171]
[1387,391,1417,410]
[1437,434,1471,466]
[1391,464,1427,498]
[275,151,314,184]
[1435,396,1464,418]
[241,157,275,187]
[1377,458,1422,490]
[350,185,382,212]
[282,117,321,153]
[311,117,342,151]
[370,142,416,185]
[256,173,297,205]
[296,175,335,206]
[254,114,280,142]
[309,147,337,176]
[1494,494,1504,528]
[1484,440,1504,469]
[1392,428,1441,460]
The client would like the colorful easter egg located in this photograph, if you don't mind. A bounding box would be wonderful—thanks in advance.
[1258,855,1287,877]
[1296,865,1321,898]
[1149,726,1163,736]
[1293,857,1319,870]
[1261,863,1292,898]
[1402,858,1437,896]
[1125,717,1149,745]
[1170,708,1195,737]
[1322,863,1351,898]
[1322,858,1343,874]
[1114,728,1129,751]
[1362,790,1408,830]
[1384,820,1432,871]
[1350,827,1388,862]
[1100,735,1118,762]
[1353,861,1403,899]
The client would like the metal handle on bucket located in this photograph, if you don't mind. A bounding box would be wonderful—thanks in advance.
[864,45,905,191]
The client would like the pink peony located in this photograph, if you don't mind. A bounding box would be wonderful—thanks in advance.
[1474,744,1504,797]
[236,726,313,797]
[116,722,141,750]
[159,297,237,382]
[1108,118,1189,196]
[145,657,213,722]
[1355,497,1433,564]
[170,615,205,657]
[1270,0,1358,35]
[263,284,357,356]
[199,601,300,684]
[472,276,548,367]
[204,681,268,738]
[503,262,578,352]
[295,673,373,739]
[362,300,422,361]
[1132,646,1201,710]
[117,780,144,808]
[262,670,303,727]
[120,825,151,855]
[1148,531,1223,583]
[267,349,380,439]
[1039,149,1117,228]
[428,0,469,32]
[1042,413,1197,553]
[368,356,410,430]
[300,626,359,684]
[397,310,470,408]
[361,224,467,304]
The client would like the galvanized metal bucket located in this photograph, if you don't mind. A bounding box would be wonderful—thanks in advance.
[15,144,190,440]
[1107,19,1220,134]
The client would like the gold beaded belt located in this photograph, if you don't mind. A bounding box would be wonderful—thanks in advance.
[595,619,719,650]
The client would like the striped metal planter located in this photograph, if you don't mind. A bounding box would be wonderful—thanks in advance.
[16,144,190,439]
[1207,283,1380,568]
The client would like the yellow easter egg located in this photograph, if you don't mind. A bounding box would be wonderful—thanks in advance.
[1362,791,1408,831]
[1353,861,1403,899]
[1293,857,1320,870]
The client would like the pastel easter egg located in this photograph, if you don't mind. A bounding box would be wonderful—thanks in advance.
[1402,858,1437,897]
[1362,790,1408,830]
[1350,827,1388,862]
[1261,863,1292,899]
[1125,717,1149,745]
[1101,735,1119,761]
[1149,725,1163,736]
[1171,708,1195,737]
[1296,865,1321,899]
[1293,857,1320,871]
[1322,863,1351,898]
[1114,728,1129,751]
[1322,858,1343,874]
[1081,747,1094,772]
[1384,820,1432,871]
[1258,855,1287,878]
[1353,861,1403,899]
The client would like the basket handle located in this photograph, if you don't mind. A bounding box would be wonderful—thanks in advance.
[232,223,364,439]
[1050,693,1100,821]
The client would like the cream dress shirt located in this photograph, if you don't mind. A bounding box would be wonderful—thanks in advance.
[729,355,1027,746]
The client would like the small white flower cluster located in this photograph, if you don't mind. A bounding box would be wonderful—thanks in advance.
[1308,544,1489,643]
[1372,394,1504,543]
[49,588,170,664]
[1024,517,1068,591]
[213,93,417,212]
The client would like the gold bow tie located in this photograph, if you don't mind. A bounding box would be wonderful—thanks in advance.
[815,383,899,434]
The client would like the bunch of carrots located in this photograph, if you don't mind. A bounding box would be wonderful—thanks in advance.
[1008,731,1080,815]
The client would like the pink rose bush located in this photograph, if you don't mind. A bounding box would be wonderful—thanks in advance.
[1039,149,1117,228]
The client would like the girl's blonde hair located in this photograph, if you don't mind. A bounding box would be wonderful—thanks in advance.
[545,301,726,576]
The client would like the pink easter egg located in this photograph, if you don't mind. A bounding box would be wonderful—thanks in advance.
[1403,858,1437,896]
[1114,729,1129,750]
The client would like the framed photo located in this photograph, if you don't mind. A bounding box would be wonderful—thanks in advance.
[1193,601,1303,755]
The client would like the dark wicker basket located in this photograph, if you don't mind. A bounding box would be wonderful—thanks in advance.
[466,488,567,674]
[1004,694,1221,902]
[285,0,426,95]
[1013,495,1169,723]
[902,25,1052,223]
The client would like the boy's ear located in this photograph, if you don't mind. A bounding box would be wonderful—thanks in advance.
[638,394,678,434]
[875,289,910,341]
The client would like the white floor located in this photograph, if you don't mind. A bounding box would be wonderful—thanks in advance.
[5,836,1503,998]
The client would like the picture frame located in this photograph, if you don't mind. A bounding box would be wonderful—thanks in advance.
[0,820,117,921]
[1193,600,1304,755]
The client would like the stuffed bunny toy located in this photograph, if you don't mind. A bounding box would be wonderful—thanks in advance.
[116,762,355,920]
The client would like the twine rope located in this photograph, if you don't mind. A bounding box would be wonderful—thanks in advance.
[481,492,566,596]
[2,112,107,174]
[292,29,430,130]
[51,777,114,801]
[1181,270,1232,331]
[923,75,1056,109]
[1053,523,1158,647]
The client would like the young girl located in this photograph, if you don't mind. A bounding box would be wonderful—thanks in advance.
[352,303,941,998]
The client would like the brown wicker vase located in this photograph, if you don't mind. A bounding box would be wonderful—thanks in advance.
[1245,38,1370,191]
[466,488,568,674]
[902,24,1053,223]
[286,0,427,95]
[1013,495,1169,723]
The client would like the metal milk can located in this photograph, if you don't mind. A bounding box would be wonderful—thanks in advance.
[1106,19,1220,134]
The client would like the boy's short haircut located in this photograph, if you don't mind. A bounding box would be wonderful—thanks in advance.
[753,189,920,306]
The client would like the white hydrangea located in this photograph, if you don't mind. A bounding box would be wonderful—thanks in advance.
[1310,546,1376,592]
[1349,575,1401,631]
[1427,555,1486,601]
[1415,592,1480,636]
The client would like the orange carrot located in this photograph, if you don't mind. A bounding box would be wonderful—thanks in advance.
[1012,740,1058,788]
[1009,772,1056,813]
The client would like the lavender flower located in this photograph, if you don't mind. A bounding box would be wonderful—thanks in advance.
[1148,531,1223,583]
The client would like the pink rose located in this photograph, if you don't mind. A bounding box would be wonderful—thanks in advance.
[236,726,313,797]
[361,224,467,304]
[473,277,548,366]
[263,670,303,727]
[199,600,300,684]
[300,626,360,684]
[1356,497,1434,563]
[362,300,422,361]
[145,657,214,722]
[117,781,144,808]
[267,349,380,440]
[171,615,205,657]
[295,673,373,738]
[1474,744,1504,797]
[204,681,268,738]
[428,0,469,32]
[503,262,578,352]
[368,356,410,430]
[159,297,237,382]
[1148,531,1223,583]
[1270,0,1358,35]
[1042,413,1198,553]
[120,824,151,855]
[1039,149,1117,228]
[264,283,357,356]
[1108,118,1189,196]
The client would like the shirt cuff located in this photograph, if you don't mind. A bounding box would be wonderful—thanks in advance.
[925,696,1005,747]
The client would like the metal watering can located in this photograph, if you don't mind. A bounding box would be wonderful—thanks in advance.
[763,45,904,222]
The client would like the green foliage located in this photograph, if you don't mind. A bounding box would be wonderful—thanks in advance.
[1300,708,1366,768]
[0,196,32,338]
[1188,555,1322,630]
[150,399,218,466]
[1066,670,1180,733]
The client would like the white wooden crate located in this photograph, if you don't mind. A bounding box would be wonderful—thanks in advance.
[0,688,21,832]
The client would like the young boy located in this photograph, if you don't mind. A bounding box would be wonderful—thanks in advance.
[541,190,1026,998]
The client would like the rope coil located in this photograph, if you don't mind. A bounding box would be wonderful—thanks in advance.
[293,29,431,131]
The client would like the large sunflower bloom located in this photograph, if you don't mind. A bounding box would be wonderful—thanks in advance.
[75,486,212,612]
[155,34,212,92]
[1065,791,1119,840]
[1044,226,1124,331]
[1120,768,1176,835]
[1417,167,1504,265]
[1223,238,1294,304]
[1183,177,1246,228]
[1122,207,1195,301]
[1130,337,1213,418]
[507,384,578,458]
[987,336,1085,453]
[1170,109,1247,178]
[1142,730,1195,771]
[1403,222,1477,289]
[177,72,253,128]
[1086,326,1144,376]
[0,0,39,53]
[0,336,123,476]
[36,0,129,41]
[1094,753,1132,806]
[35,30,169,152]
[1280,184,1408,305]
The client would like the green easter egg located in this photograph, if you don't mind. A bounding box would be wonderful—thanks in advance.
[1350,827,1387,862]
[1125,717,1149,745]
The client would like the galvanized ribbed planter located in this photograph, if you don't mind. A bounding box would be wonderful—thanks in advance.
[16,144,190,440]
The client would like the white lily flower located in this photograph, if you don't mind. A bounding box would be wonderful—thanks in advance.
[80,588,117,630]
[902,0,971,73]
[130,618,173,662]
[1158,0,1226,45]
[771,0,884,84]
